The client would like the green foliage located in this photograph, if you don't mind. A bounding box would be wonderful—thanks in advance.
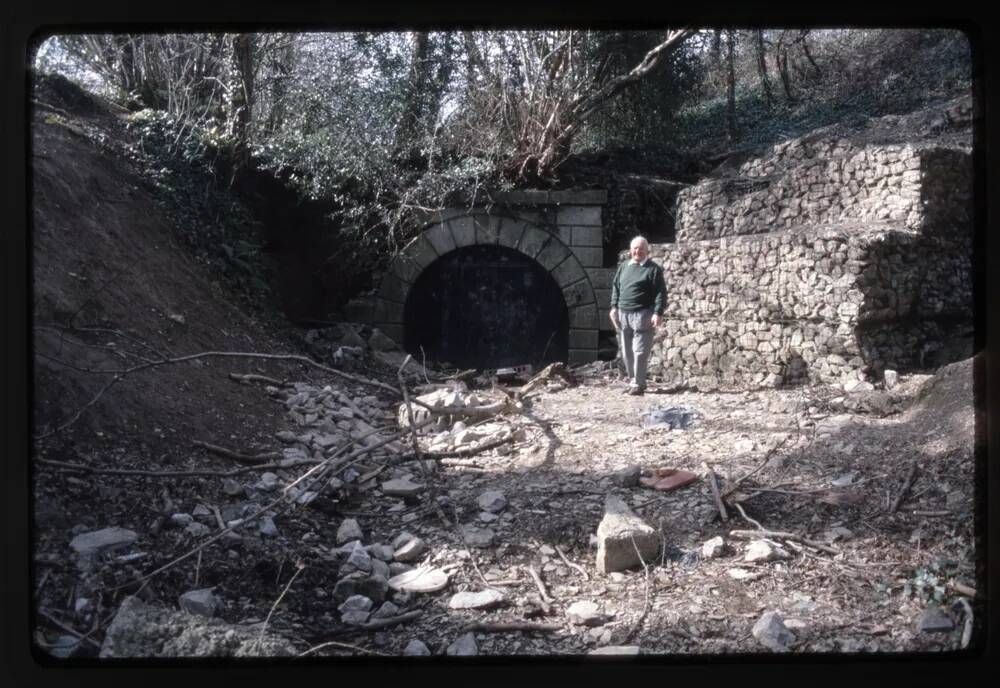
[121,109,276,308]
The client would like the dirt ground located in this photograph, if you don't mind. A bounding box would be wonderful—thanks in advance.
[28,77,984,661]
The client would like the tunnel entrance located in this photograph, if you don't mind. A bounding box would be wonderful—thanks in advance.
[404,244,569,369]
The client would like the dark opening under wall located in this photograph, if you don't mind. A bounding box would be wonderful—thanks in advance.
[404,245,569,369]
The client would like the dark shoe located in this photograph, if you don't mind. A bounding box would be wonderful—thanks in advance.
[628,387,645,396]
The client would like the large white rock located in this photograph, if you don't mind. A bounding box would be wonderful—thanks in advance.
[448,589,505,610]
[381,477,424,498]
[477,490,508,513]
[595,495,660,573]
[446,632,478,656]
[744,539,792,563]
[567,600,607,626]
[752,611,796,651]
[69,527,138,558]
[178,588,217,618]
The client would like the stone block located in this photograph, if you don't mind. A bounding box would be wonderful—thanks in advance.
[377,274,410,304]
[448,215,477,248]
[562,278,596,308]
[372,298,404,324]
[422,223,457,256]
[557,205,602,226]
[473,214,503,244]
[571,246,604,268]
[497,218,527,249]
[568,303,598,329]
[595,288,611,311]
[568,329,599,349]
[406,233,439,268]
[552,256,586,287]
[587,267,614,289]
[375,323,404,345]
[535,239,572,271]
[595,495,660,573]
[568,348,598,365]
[571,225,604,247]
[390,254,423,284]
[517,225,551,259]
[558,225,574,245]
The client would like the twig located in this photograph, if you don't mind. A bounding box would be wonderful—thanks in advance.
[194,549,202,587]
[297,640,390,657]
[622,533,652,644]
[229,372,286,386]
[460,621,561,633]
[702,461,729,522]
[210,505,227,531]
[398,354,450,527]
[728,529,840,556]
[912,510,951,517]
[890,463,919,514]
[732,502,765,531]
[526,565,554,608]
[192,440,280,465]
[949,581,977,598]
[721,434,793,498]
[254,564,305,654]
[35,609,102,649]
[554,545,589,580]
[35,456,319,479]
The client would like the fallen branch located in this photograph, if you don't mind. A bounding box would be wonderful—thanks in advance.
[228,372,287,386]
[728,529,840,556]
[460,621,561,633]
[702,461,729,522]
[399,354,451,527]
[192,440,280,465]
[721,434,793,498]
[515,362,577,399]
[298,640,390,657]
[389,433,513,465]
[890,463,919,513]
[731,502,766,531]
[35,457,320,479]
[36,609,102,650]
[526,565,554,609]
[554,545,589,581]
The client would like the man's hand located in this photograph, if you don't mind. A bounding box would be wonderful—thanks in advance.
[652,314,661,328]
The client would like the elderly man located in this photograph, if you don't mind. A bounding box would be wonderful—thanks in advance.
[609,236,667,396]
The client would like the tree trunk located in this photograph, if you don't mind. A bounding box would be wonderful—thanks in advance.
[228,33,255,175]
[775,32,796,103]
[393,31,432,164]
[725,30,737,143]
[756,30,775,105]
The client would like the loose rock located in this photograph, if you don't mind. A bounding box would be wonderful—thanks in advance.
[448,589,505,610]
[567,600,608,626]
[336,518,364,545]
[446,632,478,656]
[477,490,508,513]
[460,525,496,548]
[393,536,427,563]
[178,588,217,618]
[69,527,138,558]
[752,611,796,651]
[595,495,660,573]
[745,539,792,563]
[404,639,431,656]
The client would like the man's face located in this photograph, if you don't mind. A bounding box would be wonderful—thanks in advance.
[630,241,649,262]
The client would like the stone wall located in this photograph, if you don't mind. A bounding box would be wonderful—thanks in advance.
[675,142,972,242]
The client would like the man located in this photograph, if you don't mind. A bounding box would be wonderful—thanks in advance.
[609,236,667,396]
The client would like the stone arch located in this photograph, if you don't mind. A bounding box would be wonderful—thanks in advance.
[369,212,600,365]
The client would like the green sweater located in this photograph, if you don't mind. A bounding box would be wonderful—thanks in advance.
[611,260,668,315]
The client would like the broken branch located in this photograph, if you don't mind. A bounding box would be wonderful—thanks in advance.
[460,621,561,633]
[702,461,729,522]
[728,529,840,556]
[890,463,919,513]
[191,440,280,464]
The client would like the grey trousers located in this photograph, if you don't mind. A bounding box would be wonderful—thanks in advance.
[619,308,654,389]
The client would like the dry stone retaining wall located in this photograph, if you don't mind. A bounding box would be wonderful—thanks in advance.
[644,223,971,390]
[675,142,972,242]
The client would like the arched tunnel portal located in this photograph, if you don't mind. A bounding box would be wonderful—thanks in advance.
[404,244,569,369]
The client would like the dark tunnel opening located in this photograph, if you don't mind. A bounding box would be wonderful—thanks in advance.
[403,244,569,369]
